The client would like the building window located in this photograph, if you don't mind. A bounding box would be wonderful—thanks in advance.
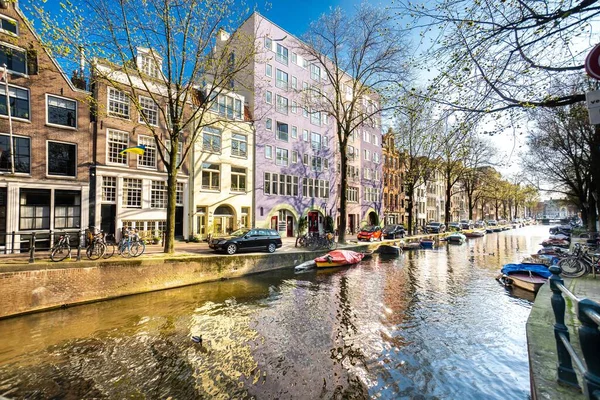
[231,167,246,192]
[291,101,297,114]
[276,95,288,114]
[210,94,242,119]
[310,64,320,81]
[0,134,29,173]
[123,178,142,208]
[107,129,128,164]
[276,147,288,166]
[291,76,297,89]
[47,141,77,177]
[231,133,247,158]
[272,173,279,194]
[19,189,50,230]
[302,129,308,141]
[265,90,273,104]
[108,87,130,119]
[303,154,308,165]
[266,64,272,77]
[311,111,321,126]
[137,135,156,168]
[276,69,288,89]
[311,132,321,151]
[311,156,322,172]
[47,95,76,128]
[266,118,272,130]
[324,159,329,170]
[347,187,358,202]
[264,37,272,50]
[291,52,298,64]
[54,190,81,229]
[0,84,29,120]
[276,43,288,65]
[265,145,272,159]
[176,182,184,205]
[201,163,220,191]
[151,181,167,208]
[102,176,116,202]
[291,126,298,139]
[276,121,289,141]
[203,126,222,153]
[0,44,26,74]
[166,140,183,167]
[264,173,271,195]
[0,16,18,35]
[139,96,158,126]
[292,151,298,164]
[140,54,160,78]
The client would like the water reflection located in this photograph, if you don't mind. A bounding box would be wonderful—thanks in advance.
[0,226,548,399]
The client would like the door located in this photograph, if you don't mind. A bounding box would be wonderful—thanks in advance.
[100,204,116,237]
[175,206,184,237]
[308,211,318,234]
[286,216,294,237]
[349,214,356,234]
[270,216,278,231]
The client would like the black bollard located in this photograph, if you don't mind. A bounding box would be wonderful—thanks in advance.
[11,231,15,254]
[577,299,600,398]
[76,230,83,261]
[549,265,580,388]
[28,232,36,263]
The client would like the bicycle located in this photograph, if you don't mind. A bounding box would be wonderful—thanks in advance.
[102,233,116,259]
[50,231,71,262]
[118,229,146,257]
[557,243,600,278]
[85,228,106,260]
[308,232,337,251]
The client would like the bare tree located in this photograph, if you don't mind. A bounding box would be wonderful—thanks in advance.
[461,138,496,220]
[296,4,409,243]
[29,0,257,252]
[395,92,441,234]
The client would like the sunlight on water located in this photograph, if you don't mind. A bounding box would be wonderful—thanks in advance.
[0,226,549,399]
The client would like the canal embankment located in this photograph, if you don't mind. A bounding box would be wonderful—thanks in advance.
[527,275,599,400]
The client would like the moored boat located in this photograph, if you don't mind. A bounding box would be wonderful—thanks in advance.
[464,230,485,238]
[497,263,551,293]
[402,242,421,250]
[419,239,435,248]
[377,244,402,255]
[314,250,364,268]
[447,232,466,244]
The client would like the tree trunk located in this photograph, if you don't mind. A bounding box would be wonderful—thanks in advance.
[444,177,451,225]
[163,138,179,254]
[589,189,598,233]
[407,185,414,235]
[592,126,600,229]
[495,200,499,220]
[337,134,348,244]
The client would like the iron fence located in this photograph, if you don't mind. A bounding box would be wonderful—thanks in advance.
[549,265,600,399]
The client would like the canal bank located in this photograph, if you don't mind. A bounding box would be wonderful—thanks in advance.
[526,275,599,400]
[0,242,384,319]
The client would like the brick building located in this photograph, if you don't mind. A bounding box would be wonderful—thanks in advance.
[0,2,92,251]
[382,129,406,225]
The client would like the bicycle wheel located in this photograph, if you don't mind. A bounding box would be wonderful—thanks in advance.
[120,243,133,258]
[558,258,587,278]
[128,242,141,257]
[309,238,319,251]
[132,241,146,257]
[103,242,116,259]
[50,244,70,262]
[327,239,337,250]
[86,241,106,260]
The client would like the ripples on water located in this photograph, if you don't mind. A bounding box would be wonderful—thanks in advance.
[0,226,548,399]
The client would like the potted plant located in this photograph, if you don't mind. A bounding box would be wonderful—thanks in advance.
[295,216,308,247]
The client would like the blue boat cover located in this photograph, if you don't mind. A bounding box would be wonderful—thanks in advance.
[501,263,551,278]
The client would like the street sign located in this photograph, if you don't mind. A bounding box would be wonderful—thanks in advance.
[586,90,600,125]
[585,43,600,80]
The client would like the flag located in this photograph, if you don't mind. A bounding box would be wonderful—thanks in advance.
[119,144,146,155]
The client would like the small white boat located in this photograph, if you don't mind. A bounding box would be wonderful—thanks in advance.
[447,232,466,244]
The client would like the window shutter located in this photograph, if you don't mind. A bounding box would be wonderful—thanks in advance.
[26,48,38,75]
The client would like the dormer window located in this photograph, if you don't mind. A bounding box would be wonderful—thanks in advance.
[0,14,17,35]
[136,48,162,78]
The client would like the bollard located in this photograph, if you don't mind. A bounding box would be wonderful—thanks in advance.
[76,229,83,261]
[28,232,36,263]
[11,231,15,254]
[577,299,600,398]
[549,265,580,388]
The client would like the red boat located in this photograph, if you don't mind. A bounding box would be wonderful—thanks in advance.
[540,239,570,248]
[314,250,365,268]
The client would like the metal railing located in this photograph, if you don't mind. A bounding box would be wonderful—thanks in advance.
[549,265,600,399]
[0,229,85,263]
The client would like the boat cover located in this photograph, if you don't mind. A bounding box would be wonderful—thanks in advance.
[501,263,551,278]
[314,250,364,265]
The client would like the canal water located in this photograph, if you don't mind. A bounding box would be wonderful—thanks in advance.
[0,226,549,399]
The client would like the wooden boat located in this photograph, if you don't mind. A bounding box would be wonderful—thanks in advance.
[464,230,485,238]
[377,244,402,255]
[402,242,421,250]
[540,239,570,248]
[419,239,435,248]
[314,250,364,268]
[497,263,551,293]
[492,227,503,232]
[447,232,466,244]
[361,250,374,259]
[485,228,494,233]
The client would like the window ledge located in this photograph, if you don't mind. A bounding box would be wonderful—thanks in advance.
[107,114,131,121]
[230,154,248,160]
[137,165,158,171]
[46,174,77,180]
[0,115,30,123]
[200,188,220,193]
[0,171,31,177]
[45,123,78,131]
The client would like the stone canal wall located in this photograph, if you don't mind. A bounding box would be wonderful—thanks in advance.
[0,251,327,319]
[1,242,389,319]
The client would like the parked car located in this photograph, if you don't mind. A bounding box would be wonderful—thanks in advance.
[448,222,462,231]
[474,220,486,229]
[382,224,406,239]
[487,220,498,226]
[425,222,446,234]
[357,225,383,241]
[459,220,474,230]
[209,228,282,255]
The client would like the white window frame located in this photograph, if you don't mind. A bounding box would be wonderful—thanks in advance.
[107,87,130,119]
[46,140,77,178]
[275,147,289,166]
[106,129,129,165]
[138,95,159,126]
[137,135,157,169]
[291,126,298,139]
[265,90,273,104]
[45,93,77,129]
[266,64,273,77]
[265,145,273,159]
[0,83,30,121]
[0,15,18,36]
